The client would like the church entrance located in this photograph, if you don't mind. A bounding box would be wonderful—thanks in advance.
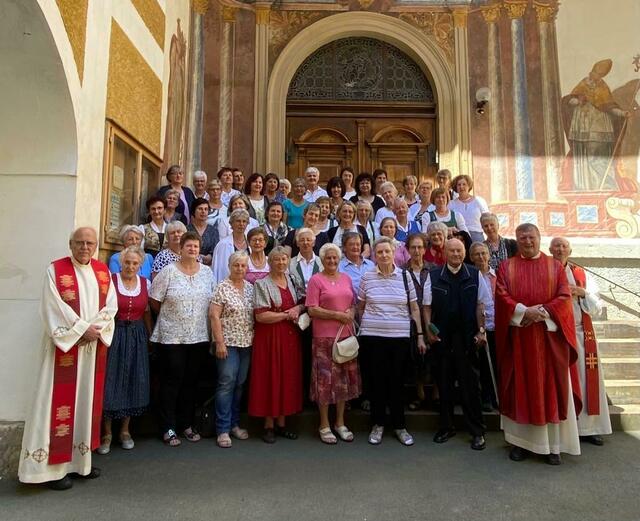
[285,37,438,186]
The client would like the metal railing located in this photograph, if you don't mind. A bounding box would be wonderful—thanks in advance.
[572,261,640,319]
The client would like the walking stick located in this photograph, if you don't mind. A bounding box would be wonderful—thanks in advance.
[484,341,499,407]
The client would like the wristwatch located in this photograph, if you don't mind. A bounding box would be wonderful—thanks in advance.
[478,326,486,334]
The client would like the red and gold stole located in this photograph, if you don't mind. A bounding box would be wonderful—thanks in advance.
[49,257,111,465]
[570,265,600,415]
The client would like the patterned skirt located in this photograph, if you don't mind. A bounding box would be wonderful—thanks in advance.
[103,320,150,419]
[310,337,361,405]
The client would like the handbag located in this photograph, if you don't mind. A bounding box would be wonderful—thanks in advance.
[297,312,311,331]
[402,270,421,359]
[332,322,359,364]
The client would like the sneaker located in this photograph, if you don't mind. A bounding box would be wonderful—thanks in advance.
[97,435,111,455]
[368,425,384,445]
[394,429,414,446]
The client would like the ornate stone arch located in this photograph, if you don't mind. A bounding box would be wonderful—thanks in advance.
[261,11,463,177]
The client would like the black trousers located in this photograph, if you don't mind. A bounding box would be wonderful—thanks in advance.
[158,342,207,433]
[433,330,485,436]
[479,331,498,407]
[361,336,410,430]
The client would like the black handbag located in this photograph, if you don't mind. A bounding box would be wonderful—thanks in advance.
[402,270,421,360]
[195,395,216,438]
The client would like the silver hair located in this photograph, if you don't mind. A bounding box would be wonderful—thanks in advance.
[279,178,291,189]
[379,181,398,194]
[469,241,489,255]
[267,245,290,265]
[165,188,181,198]
[305,166,320,176]
[68,227,97,242]
[480,212,499,225]
[121,245,145,261]
[166,220,187,234]
[295,227,315,244]
[373,236,396,252]
[229,208,250,223]
[426,221,448,236]
[292,177,306,187]
[193,170,208,181]
[119,224,144,242]
[228,251,249,269]
[319,242,342,261]
[355,199,373,217]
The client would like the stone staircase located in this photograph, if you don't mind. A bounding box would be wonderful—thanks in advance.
[595,320,640,431]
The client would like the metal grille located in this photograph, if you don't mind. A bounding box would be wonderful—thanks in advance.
[287,37,433,102]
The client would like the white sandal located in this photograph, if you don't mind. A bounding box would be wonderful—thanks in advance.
[319,427,337,444]
[334,425,354,442]
[217,433,232,448]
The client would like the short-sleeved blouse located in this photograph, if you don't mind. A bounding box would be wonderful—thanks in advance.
[282,199,309,229]
[211,279,254,348]
[305,272,355,339]
[149,263,214,344]
[152,249,180,275]
[358,266,416,338]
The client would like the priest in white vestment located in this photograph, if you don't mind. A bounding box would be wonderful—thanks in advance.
[550,237,612,445]
[18,228,117,490]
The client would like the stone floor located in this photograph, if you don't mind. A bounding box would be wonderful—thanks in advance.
[2,430,640,521]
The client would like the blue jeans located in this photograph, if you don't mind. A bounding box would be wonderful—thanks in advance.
[215,346,252,434]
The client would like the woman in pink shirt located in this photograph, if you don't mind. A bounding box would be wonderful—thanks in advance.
[306,243,361,444]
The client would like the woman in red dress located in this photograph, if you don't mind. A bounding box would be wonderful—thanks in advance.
[249,246,305,443]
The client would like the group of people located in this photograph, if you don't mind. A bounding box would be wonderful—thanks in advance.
[18,164,612,491]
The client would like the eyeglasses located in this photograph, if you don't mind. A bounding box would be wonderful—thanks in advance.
[73,241,97,247]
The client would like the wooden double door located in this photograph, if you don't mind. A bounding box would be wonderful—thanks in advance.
[286,101,438,187]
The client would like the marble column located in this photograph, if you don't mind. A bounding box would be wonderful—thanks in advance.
[505,0,534,200]
[452,8,473,176]
[218,5,236,167]
[184,0,208,177]
[534,1,564,201]
[253,3,270,174]
[482,3,508,202]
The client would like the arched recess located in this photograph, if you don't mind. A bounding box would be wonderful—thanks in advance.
[263,11,460,177]
[0,0,78,421]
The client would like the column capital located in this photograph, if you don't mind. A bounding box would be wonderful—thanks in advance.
[222,5,237,23]
[481,4,502,24]
[533,2,558,23]
[192,0,210,15]
[504,0,527,19]
[255,4,270,25]
[451,8,469,28]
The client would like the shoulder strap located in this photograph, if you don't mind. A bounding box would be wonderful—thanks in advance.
[401,269,411,313]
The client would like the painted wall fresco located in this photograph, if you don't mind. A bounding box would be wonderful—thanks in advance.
[469,0,640,239]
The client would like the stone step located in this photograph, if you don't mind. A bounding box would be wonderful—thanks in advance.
[609,404,640,431]
[604,380,640,405]
[600,358,640,379]
[598,338,640,357]
[594,321,640,339]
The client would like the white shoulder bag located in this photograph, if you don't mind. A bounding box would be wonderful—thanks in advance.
[332,322,359,364]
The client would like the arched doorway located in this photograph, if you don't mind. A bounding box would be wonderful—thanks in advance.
[285,37,437,185]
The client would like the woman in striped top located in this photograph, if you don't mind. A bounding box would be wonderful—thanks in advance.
[357,237,426,446]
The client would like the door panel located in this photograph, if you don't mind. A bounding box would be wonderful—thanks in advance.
[286,108,436,186]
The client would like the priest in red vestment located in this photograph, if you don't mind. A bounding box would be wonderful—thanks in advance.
[495,224,582,465]
[18,228,117,490]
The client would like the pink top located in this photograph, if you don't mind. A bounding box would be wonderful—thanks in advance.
[305,272,355,339]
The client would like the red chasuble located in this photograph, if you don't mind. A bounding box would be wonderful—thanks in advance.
[495,253,582,426]
[49,257,110,464]
[570,264,601,415]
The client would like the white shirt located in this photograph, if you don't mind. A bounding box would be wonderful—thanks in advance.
[220,188,240,207]
[448,196,489,234]
[422,265,493,319]
[295,253,318,285]
[304,187,328,203]
[374,206,395,224]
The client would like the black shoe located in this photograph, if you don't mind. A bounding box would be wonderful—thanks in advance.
[471,435,486,451]
[581,435,604,446]
[547,453,562,465]
[481,403,494,413]
[509,446,529,461]
[433,429,456,443]
[70,466,101,479]
[47,475,73,491]
[262,428,276,444]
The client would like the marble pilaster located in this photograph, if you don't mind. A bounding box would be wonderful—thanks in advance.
[253,3,270,174]
[218,5,236,167]
[505,0,534,200]
[452,8,473,176]
[482,3,508,202]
